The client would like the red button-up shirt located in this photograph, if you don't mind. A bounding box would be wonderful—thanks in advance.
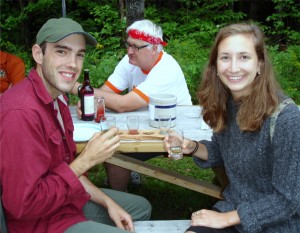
[0,69,90,233]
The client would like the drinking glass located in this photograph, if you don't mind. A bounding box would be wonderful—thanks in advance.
[100,116,116,132]
[94,96,105,123]
[167,129,184,160]
[127,116,139,135]
[158,114,171,134]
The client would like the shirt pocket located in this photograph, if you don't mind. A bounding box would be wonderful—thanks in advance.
[65,118,74,137]
[48,128,65,167]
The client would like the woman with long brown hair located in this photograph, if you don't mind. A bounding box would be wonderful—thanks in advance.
[165,23,300,233]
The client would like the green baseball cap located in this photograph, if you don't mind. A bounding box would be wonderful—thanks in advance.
[36,18,97,46]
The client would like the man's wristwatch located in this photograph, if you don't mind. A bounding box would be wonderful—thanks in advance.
[77,84,82,97]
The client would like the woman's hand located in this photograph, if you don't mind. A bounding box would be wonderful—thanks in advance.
[164,136,208,161]
[163,135,196,156]
[191,209,240,229]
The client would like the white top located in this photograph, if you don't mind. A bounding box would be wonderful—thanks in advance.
[106,51,192,105]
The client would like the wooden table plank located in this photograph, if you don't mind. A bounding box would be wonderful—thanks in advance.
[76,141,164,154]
[107,154,222,199]
[134,220,190,233]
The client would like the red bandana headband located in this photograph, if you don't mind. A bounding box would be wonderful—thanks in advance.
[128,29,168,46]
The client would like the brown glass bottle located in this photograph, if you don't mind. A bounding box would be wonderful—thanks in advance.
[79,69,94,121]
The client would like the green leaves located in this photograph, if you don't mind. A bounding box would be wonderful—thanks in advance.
[265,0,300,44]
[269,45,300,103]
[1,0,299,105]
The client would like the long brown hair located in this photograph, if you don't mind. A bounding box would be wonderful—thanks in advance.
[198,23,281,132]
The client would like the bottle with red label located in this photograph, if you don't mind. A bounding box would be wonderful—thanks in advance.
[79,69,94,121]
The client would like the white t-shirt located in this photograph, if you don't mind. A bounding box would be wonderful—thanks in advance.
[106,51,192,105]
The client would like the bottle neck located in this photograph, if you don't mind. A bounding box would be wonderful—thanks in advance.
[83,70,90,85]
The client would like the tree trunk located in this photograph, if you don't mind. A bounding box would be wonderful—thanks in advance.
[125,0,145,28]
[118,0,126,42]
[119,0,125,20]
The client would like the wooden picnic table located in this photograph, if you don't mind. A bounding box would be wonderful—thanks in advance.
[70,105,223,199]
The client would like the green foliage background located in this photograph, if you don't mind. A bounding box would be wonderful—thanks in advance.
[1,0,299,104]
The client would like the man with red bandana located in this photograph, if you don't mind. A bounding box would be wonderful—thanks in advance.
[73,19,191,112]
[73,19,192,192]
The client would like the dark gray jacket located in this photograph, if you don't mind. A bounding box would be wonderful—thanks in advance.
[194,99,300,233]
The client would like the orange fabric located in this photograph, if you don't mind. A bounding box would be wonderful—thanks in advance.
[133,88,149,103]
[141,51,163,74]
[106,80,149,102]
[106,80,149,103]
[105,80,122,94]
[0,51,25,93]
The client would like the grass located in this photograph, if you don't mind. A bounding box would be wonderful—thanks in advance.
[88,155,218,220]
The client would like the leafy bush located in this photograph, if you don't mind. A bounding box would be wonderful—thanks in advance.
[165,38,210,104]
[1,0,299,105]
[266,0,300,45]
[269,45,300,103]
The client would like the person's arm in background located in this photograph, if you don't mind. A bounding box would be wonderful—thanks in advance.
[71,54,148,113]
[72,81,148,114]
[95,84,148,112]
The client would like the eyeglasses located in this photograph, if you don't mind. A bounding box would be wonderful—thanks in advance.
[125,42,149,52]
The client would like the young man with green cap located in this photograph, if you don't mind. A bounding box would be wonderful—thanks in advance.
[0,18,151,233]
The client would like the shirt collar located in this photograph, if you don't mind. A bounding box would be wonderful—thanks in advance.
[141,51,163,74]
[27,68,56,105]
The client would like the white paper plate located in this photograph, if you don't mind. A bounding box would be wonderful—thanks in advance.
[73,123,100,142]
